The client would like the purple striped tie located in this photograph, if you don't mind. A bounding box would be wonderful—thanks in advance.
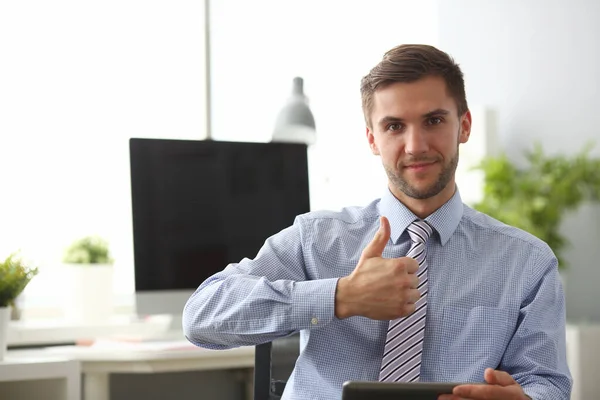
[379,219,433,383]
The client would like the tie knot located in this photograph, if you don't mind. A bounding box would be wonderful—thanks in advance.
[407,220,433,244]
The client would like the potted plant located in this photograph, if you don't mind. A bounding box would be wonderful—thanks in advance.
[63,235,113,265]
[62,236,115,323]
[0,252,38,360]
[472,142,600,270]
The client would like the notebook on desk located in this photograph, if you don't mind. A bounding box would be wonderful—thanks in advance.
[342,381,461,400]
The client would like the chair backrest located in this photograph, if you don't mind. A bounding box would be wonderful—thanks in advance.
[253,333,301,400]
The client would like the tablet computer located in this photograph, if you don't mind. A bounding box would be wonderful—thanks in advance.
[342,381,462,400]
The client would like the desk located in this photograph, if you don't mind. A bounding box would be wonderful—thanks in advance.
[9,341,255,400]
[0,356,80,400]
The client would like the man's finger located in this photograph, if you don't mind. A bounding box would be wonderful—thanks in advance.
[484,368,516,387]
[453,383,495,399]
[404,258,420,274]
[437,395,469,400]
[360,216,391,260]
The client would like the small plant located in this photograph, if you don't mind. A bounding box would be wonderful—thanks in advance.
[0,252,39,308]
[472,142,600,269]
[63,236,113,265]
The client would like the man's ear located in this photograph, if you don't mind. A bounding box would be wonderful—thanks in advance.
[366,127,380,155]
[459,111,472,144]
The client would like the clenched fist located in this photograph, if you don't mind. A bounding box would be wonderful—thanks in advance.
[335,216,421,320]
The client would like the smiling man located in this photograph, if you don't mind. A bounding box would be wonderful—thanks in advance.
[183,44,572,400]
[366,74,469,218]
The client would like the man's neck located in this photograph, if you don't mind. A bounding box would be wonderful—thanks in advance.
[389,182,457,219]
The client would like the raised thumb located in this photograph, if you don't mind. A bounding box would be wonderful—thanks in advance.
[360,216,391,260]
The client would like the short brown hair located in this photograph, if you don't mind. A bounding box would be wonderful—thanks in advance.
[360,44,468,126]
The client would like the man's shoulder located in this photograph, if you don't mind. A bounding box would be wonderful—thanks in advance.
[461,204,553,254]
[297,199,381,226]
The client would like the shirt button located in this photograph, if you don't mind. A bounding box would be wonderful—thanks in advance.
[311,317,318,325]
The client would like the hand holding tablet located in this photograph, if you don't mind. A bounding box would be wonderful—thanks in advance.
[342,381,463,400]
[343,369,530,400]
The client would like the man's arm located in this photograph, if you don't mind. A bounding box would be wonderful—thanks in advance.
[499,246,572,399]
[182,216,338,349]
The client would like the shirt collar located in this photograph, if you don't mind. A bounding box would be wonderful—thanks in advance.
[378,186,464,246]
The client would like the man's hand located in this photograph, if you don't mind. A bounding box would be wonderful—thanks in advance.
[438,368,530,400]
[334,216,420,320]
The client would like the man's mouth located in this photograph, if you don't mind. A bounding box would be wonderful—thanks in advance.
[403,161,437,171]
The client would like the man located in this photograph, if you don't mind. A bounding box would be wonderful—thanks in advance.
[183,44,572,400]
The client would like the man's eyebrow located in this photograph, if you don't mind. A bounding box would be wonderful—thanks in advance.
[423,109,450,118]
[377,116,404,125]
[377,109,451,125]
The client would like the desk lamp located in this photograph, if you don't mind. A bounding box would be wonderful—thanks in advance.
[272,77,316,145]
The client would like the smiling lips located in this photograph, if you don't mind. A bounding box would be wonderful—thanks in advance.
[403,161,437,171]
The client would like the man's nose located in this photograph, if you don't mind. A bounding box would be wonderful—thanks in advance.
[404,127,429,155]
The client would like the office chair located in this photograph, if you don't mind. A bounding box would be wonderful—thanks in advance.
[253,333,301,400]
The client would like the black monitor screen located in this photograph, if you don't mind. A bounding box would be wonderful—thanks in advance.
[129,138,310,292]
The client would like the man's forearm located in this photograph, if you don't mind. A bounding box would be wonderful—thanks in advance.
[183,275,339,347]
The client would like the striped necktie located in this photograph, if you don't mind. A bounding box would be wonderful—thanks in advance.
[379,219,433,382]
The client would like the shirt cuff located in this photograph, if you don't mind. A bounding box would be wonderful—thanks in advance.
[290,278,339,330]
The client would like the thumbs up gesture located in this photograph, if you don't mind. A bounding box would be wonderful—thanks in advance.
[335,216,421,320]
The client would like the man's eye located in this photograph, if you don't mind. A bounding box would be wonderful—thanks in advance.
[388,123,403,131]
[427,117,443,125]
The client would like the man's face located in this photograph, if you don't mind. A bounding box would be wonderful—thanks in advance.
[366,76,471,201]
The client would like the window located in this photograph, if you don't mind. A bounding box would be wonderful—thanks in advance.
[0,0,207,307]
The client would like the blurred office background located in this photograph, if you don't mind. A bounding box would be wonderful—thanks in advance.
[0,0,598,325]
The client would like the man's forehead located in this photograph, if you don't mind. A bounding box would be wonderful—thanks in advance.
[371,79,457,119]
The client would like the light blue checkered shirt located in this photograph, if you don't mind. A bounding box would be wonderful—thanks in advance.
[183,188,572,400]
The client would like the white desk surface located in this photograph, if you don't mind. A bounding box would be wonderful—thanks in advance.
[7,314,173,347]
[8,340,255,374]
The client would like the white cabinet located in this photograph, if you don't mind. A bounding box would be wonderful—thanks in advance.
[0,357,80,400]
[566,324,600,400]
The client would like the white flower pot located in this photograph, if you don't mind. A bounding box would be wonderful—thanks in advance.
[62,264,114,324]
[0,306,10,361]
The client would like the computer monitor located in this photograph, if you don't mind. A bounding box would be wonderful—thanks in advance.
[129,138,310,319]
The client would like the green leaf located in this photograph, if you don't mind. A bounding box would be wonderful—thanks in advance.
[472,142,600,270]
[0,252,39,308]
[63,236,113,265]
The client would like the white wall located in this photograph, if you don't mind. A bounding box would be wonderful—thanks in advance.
[437,0,600,322]
[209,0,439,211]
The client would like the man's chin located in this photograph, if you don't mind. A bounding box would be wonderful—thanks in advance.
[398,182,443,200]
[403,190,438,200]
